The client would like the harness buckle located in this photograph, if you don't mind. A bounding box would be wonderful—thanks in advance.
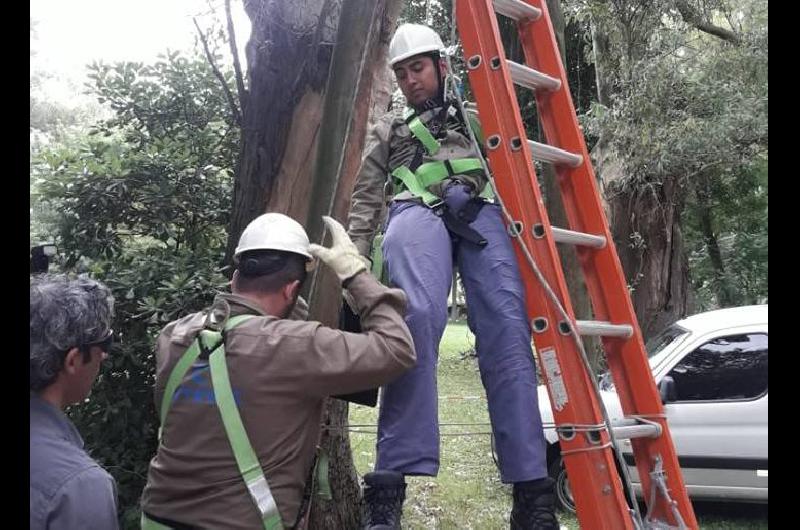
[429,199,445,212]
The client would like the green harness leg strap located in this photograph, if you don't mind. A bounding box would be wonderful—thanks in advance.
[414,159,484,188]
[391,166,442,206]
[392,158,486,207]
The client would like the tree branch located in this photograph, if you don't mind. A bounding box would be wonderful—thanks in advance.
[224,0,248,118]
[193,17,243,126]
[674,0,741,45]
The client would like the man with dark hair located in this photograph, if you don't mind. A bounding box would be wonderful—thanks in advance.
[30,275,119,530]
[141,213,416,530]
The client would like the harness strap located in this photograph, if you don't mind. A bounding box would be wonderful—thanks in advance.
[404,108,440,156]
[158,314,282,530]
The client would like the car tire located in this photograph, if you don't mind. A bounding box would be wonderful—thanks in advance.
[548,454,576,513]
[548,448,638,514]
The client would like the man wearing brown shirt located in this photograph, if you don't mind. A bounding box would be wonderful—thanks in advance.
[141,213,415,529]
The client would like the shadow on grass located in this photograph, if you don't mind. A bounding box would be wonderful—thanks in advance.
[692,500,768,529]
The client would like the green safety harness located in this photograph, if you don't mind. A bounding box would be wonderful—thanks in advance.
[385,106,493,249]
[391,106,494,207]
[142,314,331,530]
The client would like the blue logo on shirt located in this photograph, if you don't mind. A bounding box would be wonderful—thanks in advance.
[173,363,243,406]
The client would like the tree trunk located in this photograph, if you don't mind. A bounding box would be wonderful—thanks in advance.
[588,7,690,341]
[225,0,342,264]
[230,0,401,527]
[693,172,735,307]
[606,177,690,340]
[303,0,402,527]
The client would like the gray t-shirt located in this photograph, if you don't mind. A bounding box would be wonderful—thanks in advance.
[30,393,119,530]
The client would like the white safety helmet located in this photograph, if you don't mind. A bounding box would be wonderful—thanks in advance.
[234,213,312,262]
[389,23,445,67]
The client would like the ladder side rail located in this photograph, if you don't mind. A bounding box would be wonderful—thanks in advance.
[517,1,699,527]
[457,2,636,527]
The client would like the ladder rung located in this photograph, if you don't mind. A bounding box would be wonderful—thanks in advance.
[462,107,582,168]
[492,0,542,22]
[551,227,606,248]
[507,60,561,91]
[575,320,633,338]
[611,418,663,440]
[528,140,583,167]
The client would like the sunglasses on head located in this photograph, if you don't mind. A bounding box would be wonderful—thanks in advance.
[85,329,114,353]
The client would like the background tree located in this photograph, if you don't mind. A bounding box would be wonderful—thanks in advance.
[573,0,767,337]
[32,45,240,528]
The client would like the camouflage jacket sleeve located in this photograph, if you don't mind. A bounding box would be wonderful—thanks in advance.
[347,115,392,257]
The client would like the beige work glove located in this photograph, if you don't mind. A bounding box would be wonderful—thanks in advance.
[308,216,368,283]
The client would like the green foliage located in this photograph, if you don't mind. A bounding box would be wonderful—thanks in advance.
[32,46,238,527]
[584,17,767,189]
[399,0,451,43]
[30,17,105,147]
[577,0,767,310]
[686,156,768,309]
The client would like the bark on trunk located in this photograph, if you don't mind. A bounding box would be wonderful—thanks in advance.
[303,0,402,527]
[607,177,690,340]
[226,1,401,527]
[225,0,341,264]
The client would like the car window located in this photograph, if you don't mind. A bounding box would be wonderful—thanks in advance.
[668,333,768,401]
[646,324,691,360]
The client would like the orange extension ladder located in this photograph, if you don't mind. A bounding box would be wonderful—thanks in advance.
[452,0,699,528]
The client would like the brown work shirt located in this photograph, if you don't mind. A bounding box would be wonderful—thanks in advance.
[141,272,415,528]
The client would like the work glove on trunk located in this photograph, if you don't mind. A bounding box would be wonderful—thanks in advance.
[309,216,368,284]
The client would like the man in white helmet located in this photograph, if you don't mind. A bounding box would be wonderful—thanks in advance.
[140,213,415,529]
[348,24,558,529]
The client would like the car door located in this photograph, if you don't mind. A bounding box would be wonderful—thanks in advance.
[653,327,768,501]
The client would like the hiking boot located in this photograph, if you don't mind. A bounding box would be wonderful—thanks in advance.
[510,477,559,530]
[363,470,406,529]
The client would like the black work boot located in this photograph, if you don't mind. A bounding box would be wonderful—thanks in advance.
[363,470,406,529]
[510,477,560,530]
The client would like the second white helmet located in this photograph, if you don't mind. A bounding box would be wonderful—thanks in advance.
[389,23,445,66]
[234,213,312,261]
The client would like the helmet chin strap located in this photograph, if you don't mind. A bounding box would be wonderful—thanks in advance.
[416,52,446,111]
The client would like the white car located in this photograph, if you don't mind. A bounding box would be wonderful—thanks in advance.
[537,305,768,512]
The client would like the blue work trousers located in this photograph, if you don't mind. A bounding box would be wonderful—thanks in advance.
[376,183,549,483]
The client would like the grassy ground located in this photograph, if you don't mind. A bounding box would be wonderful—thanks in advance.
[349,322,768,529]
